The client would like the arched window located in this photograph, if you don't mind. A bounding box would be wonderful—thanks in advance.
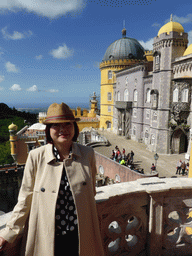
[145,129,149,139]
[124,89,129,101]
[108,70,113,80]
[146,88,151,103]
[107,92,112,101]
[133,89,138,102]
[182,89,188,102]
[117,91,120,101]
[173,88,179,102]
[151,135,155,145]
[125,76,129,85]
[133,125,136,136]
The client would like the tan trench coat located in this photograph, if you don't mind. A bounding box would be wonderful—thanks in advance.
[0,143,105,256]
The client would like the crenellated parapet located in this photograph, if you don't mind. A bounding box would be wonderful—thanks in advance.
[154,31,188,50]
[100,58,144,70]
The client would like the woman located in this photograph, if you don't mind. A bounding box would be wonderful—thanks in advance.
[0,103,104,256]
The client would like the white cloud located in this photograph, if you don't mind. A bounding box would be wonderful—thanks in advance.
[152,23,161,28]
[10,84,22,91]
[50,43,74,59]
[0,0,86,18]
[139,38,154,50]
[46,89,59,93]
[165,14,192,25]
[35,55,43,60]
[27,85,38,92]
[1,26,33,40]
[5,61,19,72]
[0,75,5,83]
[0,86,4,91]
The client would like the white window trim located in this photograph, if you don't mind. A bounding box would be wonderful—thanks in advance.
[173,88,179,102]
[124,89,129,101]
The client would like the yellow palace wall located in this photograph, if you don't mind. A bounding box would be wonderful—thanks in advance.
[100,59,139,129]
[77,121,99,132]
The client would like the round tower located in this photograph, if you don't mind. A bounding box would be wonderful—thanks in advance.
[88,92,98,118]
[100,27,145,130]
[8,123,18,163]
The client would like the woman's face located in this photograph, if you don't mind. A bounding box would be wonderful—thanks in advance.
[50,122,75,145]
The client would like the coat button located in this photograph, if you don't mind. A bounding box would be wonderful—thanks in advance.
[41,187,45,192]
[82,182,87,186]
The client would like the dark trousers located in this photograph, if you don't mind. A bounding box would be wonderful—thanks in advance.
[55,230,79,256]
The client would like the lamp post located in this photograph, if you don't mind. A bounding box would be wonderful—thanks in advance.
[154,153,159,171]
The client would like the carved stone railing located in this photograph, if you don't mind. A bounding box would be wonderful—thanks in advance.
[96,177,192,256]
[1,177,192,255]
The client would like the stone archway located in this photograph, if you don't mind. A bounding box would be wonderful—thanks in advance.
[171,129,188,154]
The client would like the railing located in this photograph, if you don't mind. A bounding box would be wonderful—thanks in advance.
[1,177,192,255]
[0,165,24,213]
[96,177,192,256]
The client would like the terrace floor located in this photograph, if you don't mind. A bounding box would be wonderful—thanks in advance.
[94,130,188,178]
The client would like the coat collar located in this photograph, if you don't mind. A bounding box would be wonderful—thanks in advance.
[45,142,81,164]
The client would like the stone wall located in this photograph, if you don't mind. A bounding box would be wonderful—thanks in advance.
[95,151,158,183]
[96,177,192,256]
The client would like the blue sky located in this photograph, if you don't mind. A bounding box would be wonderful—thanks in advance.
[1,0,192,108]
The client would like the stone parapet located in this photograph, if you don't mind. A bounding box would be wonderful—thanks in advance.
[1,177,192,255]
[96,177,192,255]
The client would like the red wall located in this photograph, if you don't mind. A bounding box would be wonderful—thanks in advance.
[95,151,158,183]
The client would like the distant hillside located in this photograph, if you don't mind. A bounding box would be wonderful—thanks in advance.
[0,103,37,143]
[0,103,38,165]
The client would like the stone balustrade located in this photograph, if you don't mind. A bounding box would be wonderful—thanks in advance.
[1,177,192,255]
[96,177,192,256]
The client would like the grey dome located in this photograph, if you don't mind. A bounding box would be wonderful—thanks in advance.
[103,37,145,62]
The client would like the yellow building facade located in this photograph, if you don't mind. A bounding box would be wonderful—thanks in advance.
[99,28,151,130]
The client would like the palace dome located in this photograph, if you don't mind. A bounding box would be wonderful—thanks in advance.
[158,20,184,36]
[102,28,145,62]
[183,44,192,56]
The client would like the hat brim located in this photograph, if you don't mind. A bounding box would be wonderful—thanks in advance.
[43,117,80,124]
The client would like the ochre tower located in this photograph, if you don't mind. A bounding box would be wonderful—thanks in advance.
[8,123,18,163]
[100,28,146,130]
[88,92,98,118]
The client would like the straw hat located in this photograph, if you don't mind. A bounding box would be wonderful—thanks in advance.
[43,103,80,124]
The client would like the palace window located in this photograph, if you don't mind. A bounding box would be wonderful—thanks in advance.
[151,135,155,145]
[133,108,137,118]
[125,76,129,85]
[107,92,112,101]
[132,125,136,136]
[108,106,111,112]
[124,89,129,101]
[133,89,138,102]
[146,110,150,119]
[146,88,151,103]
[107,121,111,129]
[153,111,158,122]
[145,129,149,139]
[117,91,121,101]
[173,88,179,102]
[108,70,113,80]
[182,89,189,102]
[155,55,160,65]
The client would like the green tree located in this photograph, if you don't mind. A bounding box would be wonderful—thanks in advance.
[0,141,14,165]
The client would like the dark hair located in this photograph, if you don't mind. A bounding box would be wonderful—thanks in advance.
[45,122,79,144]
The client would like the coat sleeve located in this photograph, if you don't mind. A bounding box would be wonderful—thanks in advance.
[0,151,36,243]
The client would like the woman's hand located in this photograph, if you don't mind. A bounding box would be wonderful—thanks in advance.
[0,236,7,251]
